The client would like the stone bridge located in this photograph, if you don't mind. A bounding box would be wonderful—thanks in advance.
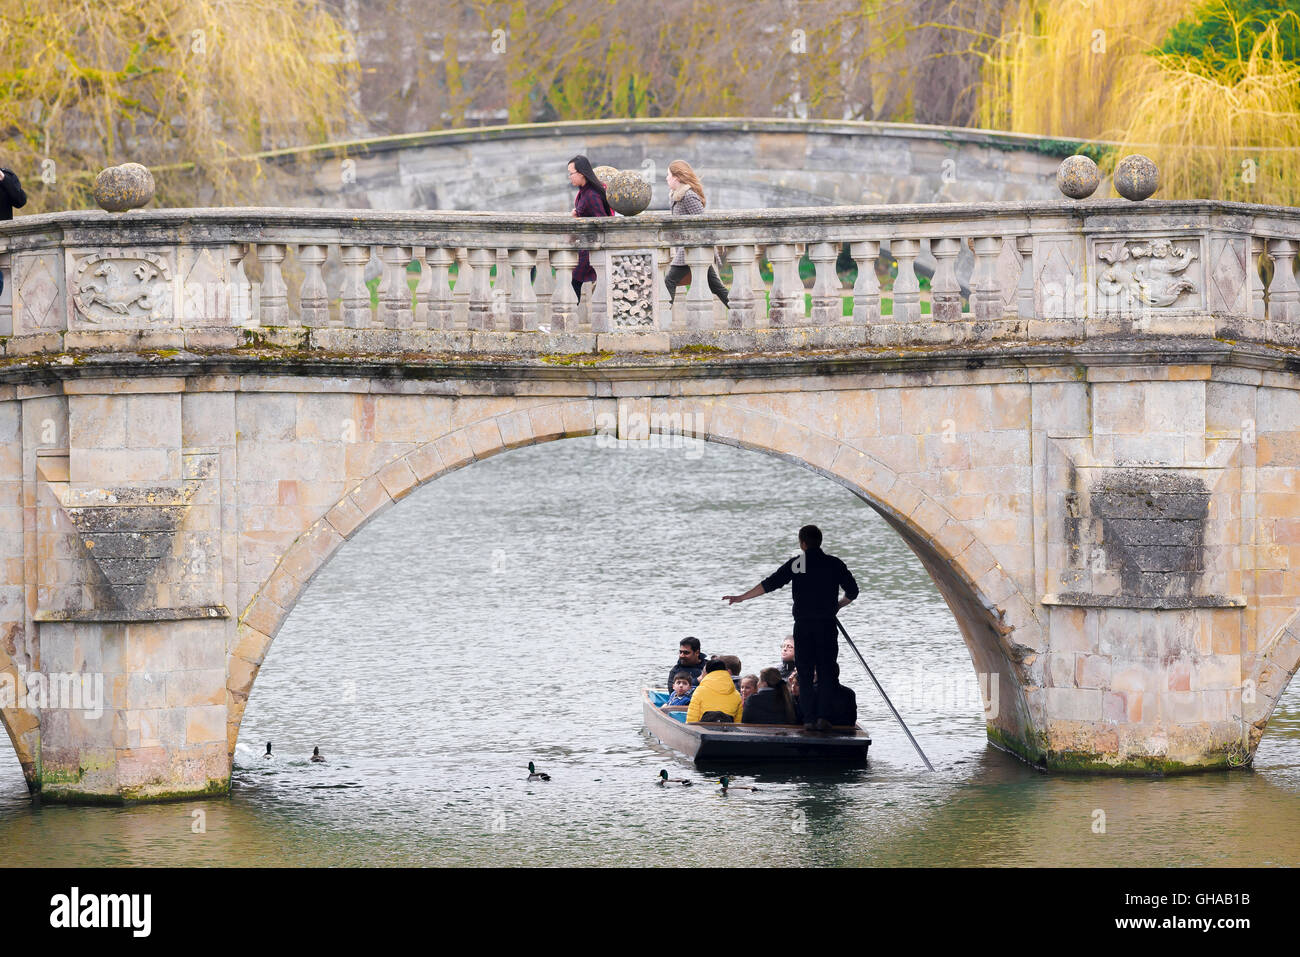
[266,117,1077,212]
[0,197,1299,801]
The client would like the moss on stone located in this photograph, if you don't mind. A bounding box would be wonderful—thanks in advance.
[539,350,614,366]
[39,775,232,805]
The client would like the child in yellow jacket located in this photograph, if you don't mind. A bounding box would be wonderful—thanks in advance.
[686,660,744,724]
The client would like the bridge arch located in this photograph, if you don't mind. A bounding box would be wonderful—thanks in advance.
[227,395,1045,763]
[1244,610,1300,755]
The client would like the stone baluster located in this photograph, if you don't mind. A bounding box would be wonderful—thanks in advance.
[655,247,679,331]
[725,245,757,330]
[1266,239,1299,324]
[890,238,922,323]
[971,235,1004,322]
[808,242,841,325]
[534,249,554,298]
[227,243,254,326]
[492,247,511,328]
[0,250,12,336]
[849,240,881,324]
[532,248,553,331]
[413,246,432,329]
[256,243,290,326]
[423,247,455,330]
[683,246,716,331]
[588,249,610,333]
[378,245,414,329]
[452,247,471,329]
[467,248,496,331]
[296,244,329,328]
[1249,237,1266,321]
[508,248,538,332]
[549,249,579,333]
[766,243,799,327]
[339,245,372,328]
[790,244,809,322]
[930,237,962,322]
[1016,235,1035,319]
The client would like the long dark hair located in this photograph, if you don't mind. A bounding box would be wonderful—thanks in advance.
[569,154,611,214]
[760,667,797,724]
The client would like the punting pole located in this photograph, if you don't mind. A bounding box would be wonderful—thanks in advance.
[835,617,935,772]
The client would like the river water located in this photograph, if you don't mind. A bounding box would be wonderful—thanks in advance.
[0,436,1297,867]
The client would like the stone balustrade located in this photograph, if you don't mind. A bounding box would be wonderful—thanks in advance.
[0,200,1297,355]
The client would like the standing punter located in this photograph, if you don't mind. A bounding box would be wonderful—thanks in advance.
[722,525,858,731]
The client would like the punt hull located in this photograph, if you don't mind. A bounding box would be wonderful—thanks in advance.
[642,688,871,766]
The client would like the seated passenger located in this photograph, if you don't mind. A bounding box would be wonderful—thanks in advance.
[778,635,796,680]
[667,637,706,689]
[787,670,804,726]
[664,674,694,708]
[817,661,857,726]
[686,658,744,724]
[742,667,798,725]
[739,674,758,703]
[716,654,743,690]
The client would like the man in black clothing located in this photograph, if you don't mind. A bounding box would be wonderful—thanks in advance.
[0,166,27,298]
[666,636,706,689]
[818,660,858,726]
[723,524,859,731]
[0,167,25,221]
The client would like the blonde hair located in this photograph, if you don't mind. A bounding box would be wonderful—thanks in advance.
[668,159,706,207]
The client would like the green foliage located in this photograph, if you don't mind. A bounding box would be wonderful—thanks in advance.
[1158,0,1300,78]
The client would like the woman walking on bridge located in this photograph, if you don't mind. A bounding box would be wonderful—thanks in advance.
[567,155,614,303]
[664,160,729,309]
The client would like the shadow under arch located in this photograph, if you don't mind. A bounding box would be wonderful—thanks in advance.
[0,652,40,790]
[229,397,1047,765]
[1244,609,1300,757]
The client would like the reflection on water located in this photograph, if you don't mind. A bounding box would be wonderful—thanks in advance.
[0,436,1297,866]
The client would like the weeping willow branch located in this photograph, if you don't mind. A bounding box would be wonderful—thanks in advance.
[0,0,361,211]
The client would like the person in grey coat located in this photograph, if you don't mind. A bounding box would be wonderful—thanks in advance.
[663,159,729,308]
[0,166,26,297]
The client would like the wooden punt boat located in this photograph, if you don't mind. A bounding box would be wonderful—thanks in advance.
[642,688,871,765]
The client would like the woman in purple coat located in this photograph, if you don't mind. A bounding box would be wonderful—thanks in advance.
[567,155,613,302]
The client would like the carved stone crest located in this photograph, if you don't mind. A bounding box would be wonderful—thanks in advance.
[72,252,174,326]
[1095,238,1199,313]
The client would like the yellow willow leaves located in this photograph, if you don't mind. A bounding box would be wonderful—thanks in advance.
[1113,13,1300,206]
[971,0,1300,205]
[457,0,923,124]
[0,0,361,211]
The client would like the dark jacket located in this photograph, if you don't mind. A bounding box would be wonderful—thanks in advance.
[0,168,26,221]
[667,658,706,689]
[820,682,857,726]
[779,660,796,681]
[572,183,612,284]
[761,545,860,621]
[742,686,795,725]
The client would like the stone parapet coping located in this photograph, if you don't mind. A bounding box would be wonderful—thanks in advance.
[241,117,1125,166]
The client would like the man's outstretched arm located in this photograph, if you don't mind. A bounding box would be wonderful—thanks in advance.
[722,584,765,605]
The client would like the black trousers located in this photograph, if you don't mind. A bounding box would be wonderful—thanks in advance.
[665,264,729,305]
[793,618,839,723]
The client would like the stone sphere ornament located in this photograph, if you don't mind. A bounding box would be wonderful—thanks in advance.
[1057,154,1100,199]
[94,162,156,212]
[592,165,618,185]
[1114,154,1159,201]
[605,169,652,216]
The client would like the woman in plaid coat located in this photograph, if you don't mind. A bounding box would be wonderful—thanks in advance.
[664,159,729,308]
